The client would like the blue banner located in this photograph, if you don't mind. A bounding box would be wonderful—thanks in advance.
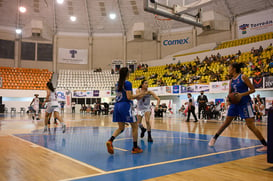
[172,85,180,94]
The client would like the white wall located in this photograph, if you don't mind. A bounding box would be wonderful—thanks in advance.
[0,89,46,112]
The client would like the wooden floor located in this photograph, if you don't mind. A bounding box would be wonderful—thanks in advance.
[0,112,271,181]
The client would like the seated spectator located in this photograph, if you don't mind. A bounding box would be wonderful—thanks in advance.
[258,45,263,53]
[236,50,241,56]
[162,103,167,113]
[163,72,169,77]
[254,68,262,77]
[150,73,158,79]
[266,43,272,51]
[155,105,163,117]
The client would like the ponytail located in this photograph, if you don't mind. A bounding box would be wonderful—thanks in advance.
[46,82,55,92]
[118,67,129,91]
[231,62,245,73]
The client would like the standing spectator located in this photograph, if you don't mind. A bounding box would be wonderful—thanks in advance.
[71,101,76,113]
[197,91,208,119]
[60,101,65,114]
[186,93,198,122]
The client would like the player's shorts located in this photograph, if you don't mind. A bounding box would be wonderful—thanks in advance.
[227,101,254,119]
[113,102,136,123]
[46,104,60,113]
[32,105,39,112]
[137,109,151,117]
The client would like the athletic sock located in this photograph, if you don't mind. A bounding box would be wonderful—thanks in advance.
[109,136,115,142]
[133,141,138,148]
[148,131,152,138]
[213,133,220,140]
[260,139,267,146]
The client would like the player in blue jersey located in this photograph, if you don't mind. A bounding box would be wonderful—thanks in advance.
[106,67,148,154]
[208,63,267,152]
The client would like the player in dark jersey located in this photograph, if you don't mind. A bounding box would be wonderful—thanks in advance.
[208,63,267,152]
[106,67,148,154]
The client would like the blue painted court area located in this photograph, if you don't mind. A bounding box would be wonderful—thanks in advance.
[15,127,264,181]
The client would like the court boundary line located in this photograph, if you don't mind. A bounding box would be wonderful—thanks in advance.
[114,147,128,151]
[60,145,262,181]
[10,134,106,173]
[115,137,208,142]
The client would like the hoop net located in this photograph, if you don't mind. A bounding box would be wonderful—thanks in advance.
[154,14,173,35]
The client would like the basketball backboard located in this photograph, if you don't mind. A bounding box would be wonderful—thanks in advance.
[144,0,214,28]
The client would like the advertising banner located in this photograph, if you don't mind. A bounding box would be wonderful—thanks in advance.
[93,90,100,97]
[265,76,273,88]
[210,81,230,92]
[237,8,273,38]
[253,77,263,89]
[56,91,66,101]
[172,85,180,94]
[73,90,87,97]
[58,48,88,64]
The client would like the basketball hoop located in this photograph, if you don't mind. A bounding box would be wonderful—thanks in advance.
[154,14,173,35]
[154,14,171,21]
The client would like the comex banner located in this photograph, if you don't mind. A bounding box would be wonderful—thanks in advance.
[162,37,190,46]
[237,8,273,38]
[58,48,88,64]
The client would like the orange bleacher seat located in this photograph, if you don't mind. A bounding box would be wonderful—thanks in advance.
[0,67,53,90]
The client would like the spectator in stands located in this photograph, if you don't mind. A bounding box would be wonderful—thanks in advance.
[137,64,142,70]
[236,50,241,56]
[111,69,115,74]
[258,46,263,54]
[266,43,272,51]
[217,52,221,59]
[150,73,158,79]
[163,72,169,77]
[254,67,262,77]
[251,47,255,54]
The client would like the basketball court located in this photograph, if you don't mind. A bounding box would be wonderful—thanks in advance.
[0,112,271,181]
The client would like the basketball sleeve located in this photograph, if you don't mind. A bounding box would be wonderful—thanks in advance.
[124,81,133,91]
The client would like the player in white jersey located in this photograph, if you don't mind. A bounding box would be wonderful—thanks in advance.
[30,94,40,120]
[42,82,66,133]
[136,80,160,142]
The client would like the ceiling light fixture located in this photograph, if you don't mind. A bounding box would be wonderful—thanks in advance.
[19,6,26,13]
[15,29,22,34]
[109,13,116,20]
[57,0,64,4]
[70,16,76,22]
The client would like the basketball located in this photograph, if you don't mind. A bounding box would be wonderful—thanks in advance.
[228,92,241,104]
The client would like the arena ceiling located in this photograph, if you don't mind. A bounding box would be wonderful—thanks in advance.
[0,0,272,35]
